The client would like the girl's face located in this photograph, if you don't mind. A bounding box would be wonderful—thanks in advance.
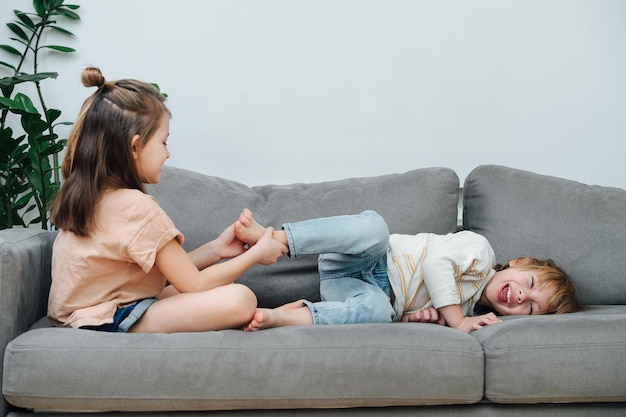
[482,264,556,316]
[133,115,170,184]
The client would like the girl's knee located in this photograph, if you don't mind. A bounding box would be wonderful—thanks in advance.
[225,284,257,318]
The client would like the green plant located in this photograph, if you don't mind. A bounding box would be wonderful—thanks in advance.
[0,0,80,229]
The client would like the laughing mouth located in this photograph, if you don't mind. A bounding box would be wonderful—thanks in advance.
[498,284,512,304]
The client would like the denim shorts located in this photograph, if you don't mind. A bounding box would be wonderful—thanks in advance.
[81,298,158,333]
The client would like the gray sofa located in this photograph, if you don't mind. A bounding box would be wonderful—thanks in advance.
[1,164,625,416]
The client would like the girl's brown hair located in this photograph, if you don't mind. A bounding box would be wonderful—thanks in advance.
[52,67,170,236]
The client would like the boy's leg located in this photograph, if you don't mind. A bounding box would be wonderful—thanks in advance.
[237,209,390,274]
[244,302,313,331]
[242,210,394,329]
[245,273,395,330]
[286,210,394,324]
[305,274,395,325]
[284,210,389,268]
[235,209,289,247]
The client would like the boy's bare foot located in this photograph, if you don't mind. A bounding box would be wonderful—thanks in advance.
[234,208,266,245]
[243,303,313,331]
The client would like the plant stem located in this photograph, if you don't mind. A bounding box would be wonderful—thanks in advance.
[33,16,51,228]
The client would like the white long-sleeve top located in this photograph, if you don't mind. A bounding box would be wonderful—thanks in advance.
[386,230,496,320]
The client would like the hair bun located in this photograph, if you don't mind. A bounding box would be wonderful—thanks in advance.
[81,67,106,88]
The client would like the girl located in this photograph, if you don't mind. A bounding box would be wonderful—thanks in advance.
[233,209,582,333]
[48,67,288,333]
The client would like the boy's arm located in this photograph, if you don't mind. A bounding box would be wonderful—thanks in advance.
[438,305,501,333]
[401,307,446,325]
[418,231,497,329]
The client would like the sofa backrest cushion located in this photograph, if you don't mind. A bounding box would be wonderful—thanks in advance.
[151,166,460,307]
[463,164,626,305]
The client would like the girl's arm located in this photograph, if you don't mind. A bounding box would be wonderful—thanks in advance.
[156,227,288,293]
[187,223,246,270]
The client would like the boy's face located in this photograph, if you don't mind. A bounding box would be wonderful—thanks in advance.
[483,263,556,316]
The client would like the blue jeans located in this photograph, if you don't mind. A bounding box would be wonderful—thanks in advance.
[80,298,157,332]
[282,210,397,325]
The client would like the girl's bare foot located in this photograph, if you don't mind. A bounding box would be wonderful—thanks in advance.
[234,209,266,245]
[243,303,313,331]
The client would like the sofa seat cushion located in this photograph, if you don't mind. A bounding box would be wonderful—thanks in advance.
[472,305,626,403]
[3,322,483,412]
[151,166,460,308]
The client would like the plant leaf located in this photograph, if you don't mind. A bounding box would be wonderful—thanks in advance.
[0,96,15,108]
[14,94,40,114]
[42,144,63,157]
[46,108,62,123]
[0,44,22,56]
[35,19,56,28]
[56,8,80,20]
[9,37,30,49]
[50,26,74,36]
[0,60,17,71]
[41,45,75,53]
[15,11,36,30]
[7,22,29,41]
[15,193,35,210]
[15,72,58,83]
[0,74,56,88]
[33,0,46,17]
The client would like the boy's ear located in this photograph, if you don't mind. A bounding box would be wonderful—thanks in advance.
[130,135,141,160]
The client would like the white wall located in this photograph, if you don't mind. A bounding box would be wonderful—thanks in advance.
[2,0,625,188]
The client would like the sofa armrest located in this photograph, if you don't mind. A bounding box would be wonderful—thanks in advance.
[0,228,56,414]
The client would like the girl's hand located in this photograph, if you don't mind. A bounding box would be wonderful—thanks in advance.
[401,307,446,326]
[215,224,247,259]
[248,227,288,265]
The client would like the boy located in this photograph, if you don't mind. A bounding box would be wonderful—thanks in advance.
[235,210,580,333]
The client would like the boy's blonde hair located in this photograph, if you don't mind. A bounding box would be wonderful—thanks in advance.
[495,258,584,314]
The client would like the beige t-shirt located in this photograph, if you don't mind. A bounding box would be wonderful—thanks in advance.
[48,188,183,328]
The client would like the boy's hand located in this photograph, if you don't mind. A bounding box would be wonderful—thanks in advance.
[401,307,446,326]
[453,313,502,333]
[438,305,502,333]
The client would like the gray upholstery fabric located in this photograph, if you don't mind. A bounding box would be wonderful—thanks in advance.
[151,166,460,307]
[7,404,626,417]
[0,228,56,417]
[4,322,483,411]
[472,305,626,403]
[2,165,625,415]
[463,164,626,305]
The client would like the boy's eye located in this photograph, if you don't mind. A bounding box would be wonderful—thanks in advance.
[529,304,534,314]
